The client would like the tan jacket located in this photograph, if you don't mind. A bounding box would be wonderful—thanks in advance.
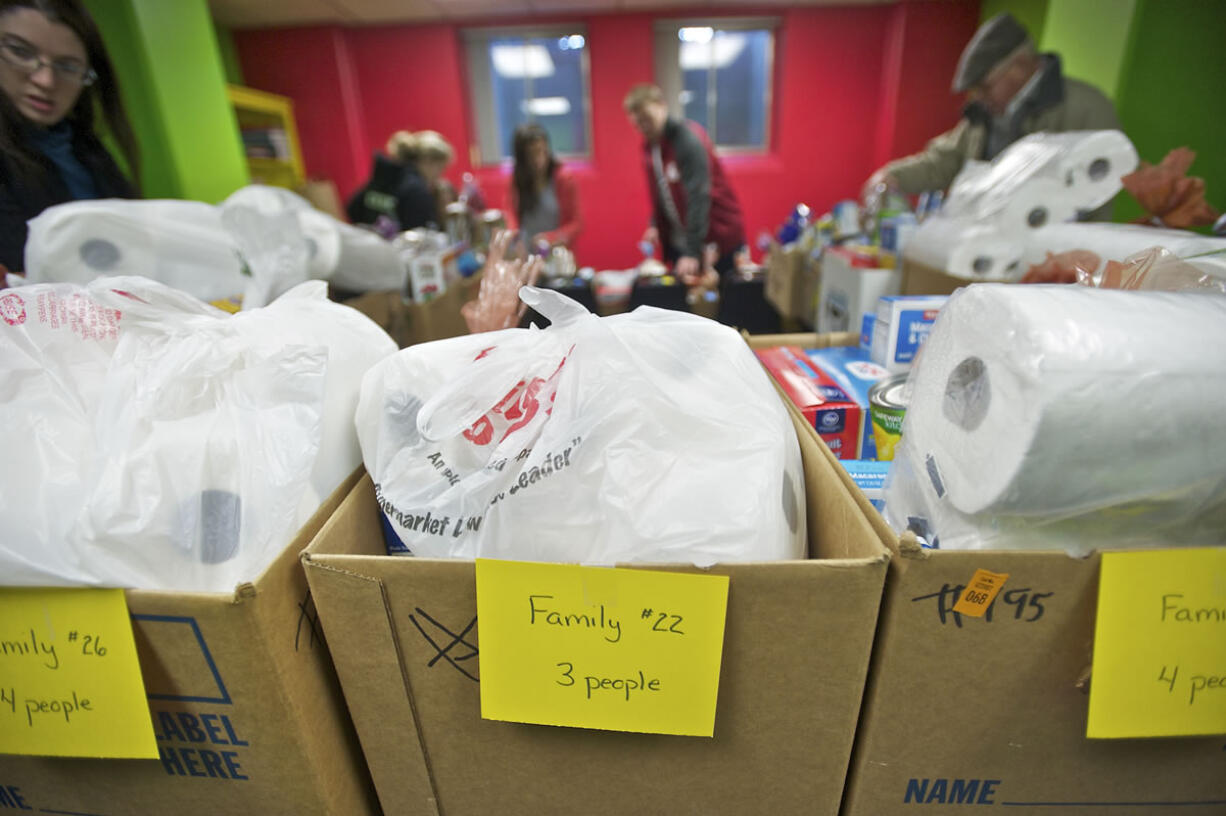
[884,69,1120,196]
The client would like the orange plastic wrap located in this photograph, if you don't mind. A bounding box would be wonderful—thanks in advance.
[1121,147,1220,229]
[1090,246,1226,293]
[461,230,543,333]
[1020,249,1102,284]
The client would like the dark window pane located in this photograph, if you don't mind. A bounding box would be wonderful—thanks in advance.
[489,37,532,159]
[681,65,709,132]
[714,30,769,149]
[485,34,589,160]
[679,29,712,134]
[530,36,587,155]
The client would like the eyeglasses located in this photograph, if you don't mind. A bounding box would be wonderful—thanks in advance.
[0,35,96,87]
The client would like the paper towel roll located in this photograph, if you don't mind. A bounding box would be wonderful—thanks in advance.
[993,177,1079,235]
[24,200,247,301]
[1021,222,1226,274]
[904,284,1226,517]
[1045,130,1139,210]
[903,218,1024,281]
[300,211,404,292]
[945,131,1138,218]
[297,208,342,280]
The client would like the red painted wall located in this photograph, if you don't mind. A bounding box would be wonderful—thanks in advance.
[880,1,983,162]
[234,26,368,197]
[234,2,980,269]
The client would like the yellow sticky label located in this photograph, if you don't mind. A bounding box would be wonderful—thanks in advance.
[0,588,158,758]
[952,568,1010,618]
[1087,548,1226,739]
[476,559,730,737]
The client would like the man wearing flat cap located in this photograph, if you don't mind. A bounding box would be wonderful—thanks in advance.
[863,13,1119,208]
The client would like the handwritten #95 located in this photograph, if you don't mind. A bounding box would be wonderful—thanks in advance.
[475,560,730,736]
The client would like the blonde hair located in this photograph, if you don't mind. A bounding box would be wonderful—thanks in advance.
[386,130,454,165]
[623,83,665,114]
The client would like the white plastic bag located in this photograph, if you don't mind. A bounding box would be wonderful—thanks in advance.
[0,276,396,590]
[76,321,328,590]
[221,185,405,302]
[357,286,806,565]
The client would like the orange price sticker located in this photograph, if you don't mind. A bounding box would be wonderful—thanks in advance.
[952,569,1010,618]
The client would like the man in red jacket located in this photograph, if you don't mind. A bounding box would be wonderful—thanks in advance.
[624,84,745,285]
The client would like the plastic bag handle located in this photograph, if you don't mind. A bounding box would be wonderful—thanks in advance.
[518,284,590,325]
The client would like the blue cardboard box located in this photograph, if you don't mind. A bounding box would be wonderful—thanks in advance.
[837,459,890,511]
[803,345,891,460]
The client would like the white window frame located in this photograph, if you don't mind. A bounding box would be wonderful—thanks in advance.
[653,17,778,155]
[463,24,594,165]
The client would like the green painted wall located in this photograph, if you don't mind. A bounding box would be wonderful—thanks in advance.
[85,0,176,195]
[1114,0,1226,224]
[215,23,245,86]
[85,0,248,201]
[980,0,1049,44]
[1038,0,1136,100]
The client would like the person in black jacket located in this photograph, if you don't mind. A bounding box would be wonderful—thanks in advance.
[346,129,454,232]
[0,0,139,274]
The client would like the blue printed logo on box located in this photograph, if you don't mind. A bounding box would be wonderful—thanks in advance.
[895,308,938,363]
[860,312,876,350]
[804,345,889,459]
[839,459,891,511]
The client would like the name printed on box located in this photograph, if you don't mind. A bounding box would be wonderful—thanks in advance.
[1088,548,1226,739]
[899,775,1226,808]
[0,588,157,758]
[476,560,729,737]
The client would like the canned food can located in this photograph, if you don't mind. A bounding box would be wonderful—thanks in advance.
[869,373,910,461]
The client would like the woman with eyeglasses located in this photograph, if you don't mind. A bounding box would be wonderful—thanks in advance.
[0,0,138,273]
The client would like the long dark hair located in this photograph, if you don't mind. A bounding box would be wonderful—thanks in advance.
[511,123,558,219]
[0,0,140,189]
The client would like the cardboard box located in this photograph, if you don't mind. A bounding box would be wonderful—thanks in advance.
[755,345,864,460]
[297,178,345,221]
[869,294,947,373]
[302,395,890,816]
[342,272,481,348]
[751,332,1226,813]
[837,459,890,512]
[804,345,891,460]
[817,246,900,334]
[840,541,1226,814]
[859,312,875,350]
[765,243,820,327]
[825,446,1226,816]
[900,256,968,296]
[0,470,379,816]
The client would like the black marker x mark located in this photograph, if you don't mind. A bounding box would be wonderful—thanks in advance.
[295,589,324,652]
[409,607,479,682]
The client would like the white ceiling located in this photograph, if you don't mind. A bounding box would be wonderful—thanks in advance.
[209,0,890,29]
